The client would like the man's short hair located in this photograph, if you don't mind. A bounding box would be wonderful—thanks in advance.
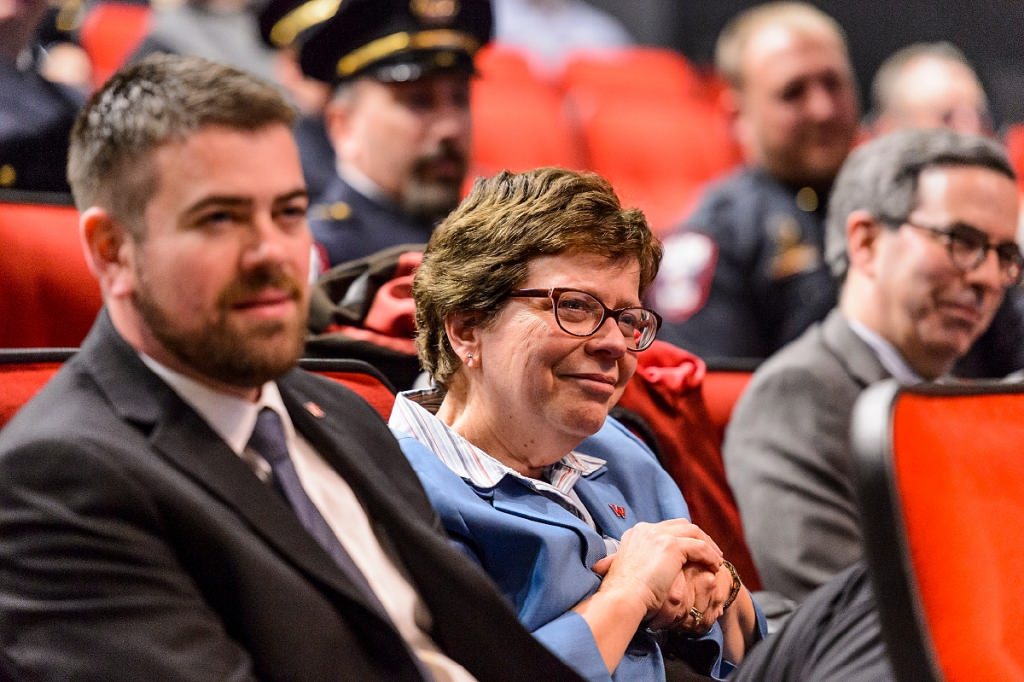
[825,128,1015,281]
[414,167,662,387]
[67,53,297,236]
[715,1,848,90]
[869,41,983,123]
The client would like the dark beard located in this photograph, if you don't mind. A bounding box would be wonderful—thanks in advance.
[133,264,308,388]
[399,145,466,224]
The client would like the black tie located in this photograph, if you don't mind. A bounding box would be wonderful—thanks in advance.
[247,408,388,614]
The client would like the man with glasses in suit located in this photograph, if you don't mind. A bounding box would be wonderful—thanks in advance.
[724,129,1021,603]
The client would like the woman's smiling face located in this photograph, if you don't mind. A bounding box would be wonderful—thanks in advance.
[461,251,642,461]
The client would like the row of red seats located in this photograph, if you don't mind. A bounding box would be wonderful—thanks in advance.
[0,341,761,588]
[73,2,737,234]
[470,44,742,233]
[72,4,1024,234]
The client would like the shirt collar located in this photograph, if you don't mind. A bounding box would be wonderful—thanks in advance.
[389,389,606,495]
[337,162,391,205]
[139,353,293,454]
[846,318,927,385]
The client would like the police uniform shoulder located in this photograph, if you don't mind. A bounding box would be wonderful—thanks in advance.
[681,169,766,242]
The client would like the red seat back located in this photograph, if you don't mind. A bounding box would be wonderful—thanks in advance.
[701,363,757,447]
[0,349,73,429]
[469,44,585,181]
[1,354,397,429]
[852,381,1024,681]
[300,358,397,420]
[617,341,761,589]
[80,2,152,88]
[560,48,740,233]
[0,192,101,348]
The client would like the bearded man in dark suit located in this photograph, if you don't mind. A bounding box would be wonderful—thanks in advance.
[0,53,579,682]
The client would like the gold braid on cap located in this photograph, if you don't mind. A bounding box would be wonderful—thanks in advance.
[336,29,480,78]
[269,0,343,48]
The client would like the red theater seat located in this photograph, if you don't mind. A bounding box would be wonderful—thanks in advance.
[299,358,397,420]
[560,48,741,233]
[561,47,705,109]
[852,380,1024,681]
[80,2,152,88]
[0,349,72,429]
[0,191,101,348]
[0,353,397,430]
[701,360,758,447]
[470,44,585,179]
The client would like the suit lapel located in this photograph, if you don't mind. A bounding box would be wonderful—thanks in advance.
[821,309,892,388]
[489,478,608,566]
[79,313,394,622]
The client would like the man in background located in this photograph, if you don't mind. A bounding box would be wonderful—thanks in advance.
[868,40,1024,378]
[649,1,860,361]
[869,41,991,136]
[298,0,491,267]
[0,0,84,192]
[0,52,579,681]
[724,129,1020,601]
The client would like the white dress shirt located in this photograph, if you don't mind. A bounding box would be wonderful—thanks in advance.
[141,355,475,681]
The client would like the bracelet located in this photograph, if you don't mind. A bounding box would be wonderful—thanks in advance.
[721,560,742,611]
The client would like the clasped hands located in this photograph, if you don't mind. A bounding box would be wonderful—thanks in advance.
[592,519,733,636]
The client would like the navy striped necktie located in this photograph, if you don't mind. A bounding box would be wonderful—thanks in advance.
[247,408,386,612]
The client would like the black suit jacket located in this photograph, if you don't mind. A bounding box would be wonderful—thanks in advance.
[0,312,579,681]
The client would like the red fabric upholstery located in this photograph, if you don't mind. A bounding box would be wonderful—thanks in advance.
[701,367,754,447]
[1004,123,1024,192]
[560,49,741,234]
[890,389,1024,679]
[578,99,739,234]
[1,354,397,429]
[618,341,761,589]
[0,199,101,348]
[0,353,69,428]
[561,47,705,106]
[470,44,585,180]
[80,3,151,88]
[313,370,397,420]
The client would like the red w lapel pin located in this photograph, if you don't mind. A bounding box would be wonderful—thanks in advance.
[304,401,325,418]
[609,504,627,519]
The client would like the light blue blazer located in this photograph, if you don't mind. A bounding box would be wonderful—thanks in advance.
[395,415,760,681]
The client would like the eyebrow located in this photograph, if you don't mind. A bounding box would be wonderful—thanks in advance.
[183,188,309,218]
[563,286,643,310]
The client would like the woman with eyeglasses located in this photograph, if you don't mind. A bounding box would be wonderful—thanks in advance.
[388,167,765,681]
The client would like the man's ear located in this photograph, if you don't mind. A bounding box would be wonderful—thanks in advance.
[444,310,482,362]
[846,209,884,277]
[727,89,758,165]
[80,207,134,297]
[324,93,354,149]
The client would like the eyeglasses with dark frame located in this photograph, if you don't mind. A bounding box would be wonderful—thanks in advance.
[898,219,1024,287]
[507,288,663,352]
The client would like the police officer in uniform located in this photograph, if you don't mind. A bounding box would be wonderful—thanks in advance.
[0,0,84,193]
[648,2,860,362]
[294,0,492,267]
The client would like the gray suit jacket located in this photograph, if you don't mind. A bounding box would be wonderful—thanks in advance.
[723,309,890,602]
[0,312,579,682]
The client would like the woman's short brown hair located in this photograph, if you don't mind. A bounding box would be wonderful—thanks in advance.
[414,167,662,386]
